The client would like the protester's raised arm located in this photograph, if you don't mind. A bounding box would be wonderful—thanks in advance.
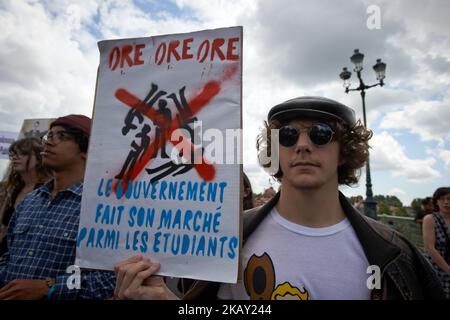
[114,254,179,300]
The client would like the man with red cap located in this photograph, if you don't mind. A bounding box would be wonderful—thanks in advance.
[0,114,115,300]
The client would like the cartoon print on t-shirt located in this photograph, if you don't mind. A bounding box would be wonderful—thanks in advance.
[244,252,310,300]
[244,253,276,299]
[271,282,309,300]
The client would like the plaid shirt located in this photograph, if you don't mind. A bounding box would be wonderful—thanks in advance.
[0,180,115,299]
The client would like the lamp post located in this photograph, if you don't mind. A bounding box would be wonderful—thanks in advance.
[339,49,386,220]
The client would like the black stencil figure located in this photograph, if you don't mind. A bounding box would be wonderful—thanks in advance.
[179,116,202,162]
[145,118,201,183]
[145,161,194,183]
[116,124,151,180]
[167,86,192,127]
[119,82,200,182]
[122,83,167,136]
[151,98,172,159]
[122,109,144,136]
[142,83,167,113]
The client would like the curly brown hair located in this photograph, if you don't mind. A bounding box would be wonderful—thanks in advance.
[256,118,372,186]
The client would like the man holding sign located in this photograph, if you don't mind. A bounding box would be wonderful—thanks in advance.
[114,97,445,300]
[0,115,115,299]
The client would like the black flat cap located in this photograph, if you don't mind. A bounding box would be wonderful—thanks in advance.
[268,96,356,126]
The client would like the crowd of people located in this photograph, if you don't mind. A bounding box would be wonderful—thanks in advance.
[0,115,115,299]
[0,96,449,300]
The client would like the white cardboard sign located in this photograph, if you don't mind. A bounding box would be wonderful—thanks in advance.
[76,26,242,283]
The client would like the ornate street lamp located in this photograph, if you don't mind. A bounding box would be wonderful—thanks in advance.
[339,49,387,220]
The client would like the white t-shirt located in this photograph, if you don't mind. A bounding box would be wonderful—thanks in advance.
[217,208,371,300]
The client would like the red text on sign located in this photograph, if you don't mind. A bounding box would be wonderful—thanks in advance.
[109,43,146,71]
[155,37,240,65]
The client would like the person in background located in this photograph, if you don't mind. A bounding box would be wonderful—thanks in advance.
[415,197,434,224]
[0,137,52,256]
[353,195,364,214]
[0,115,115,300]
[243,173,254,210]
[423,187,450,299]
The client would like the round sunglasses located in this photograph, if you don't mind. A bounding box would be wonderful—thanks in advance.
[279,123,335,147]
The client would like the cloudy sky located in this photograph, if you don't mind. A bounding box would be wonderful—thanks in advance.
[0,0,449,206]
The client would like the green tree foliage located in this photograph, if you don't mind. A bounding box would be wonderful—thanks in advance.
[394,207,409,217]
[374,194,415,217]
[411,198,423,215]
[378,203,391,215]
[348,194,420,217]
[349,196,359,205]
[374,195,403,207]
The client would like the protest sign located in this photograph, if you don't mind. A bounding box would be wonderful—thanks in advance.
[0,131,18,160]
[18,118,55,140]
[76,26,243,283]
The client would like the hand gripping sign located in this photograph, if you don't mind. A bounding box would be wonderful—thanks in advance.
[76,27,243,283]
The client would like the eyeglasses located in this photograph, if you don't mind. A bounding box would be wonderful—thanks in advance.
[42,130,73,144]
[8,152,26,160]
[278,123,335,147]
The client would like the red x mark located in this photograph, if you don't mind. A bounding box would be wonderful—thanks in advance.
[112,63,238,192]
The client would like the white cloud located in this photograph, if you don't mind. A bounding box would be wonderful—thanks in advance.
[379,99,450,145]
[0,0,98,130]
[388,187,406,197]
[371,131,440,182]
[244,162,279,194]
[437,148,450,172]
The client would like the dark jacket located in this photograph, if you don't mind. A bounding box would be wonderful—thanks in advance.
[184,192,446,300]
